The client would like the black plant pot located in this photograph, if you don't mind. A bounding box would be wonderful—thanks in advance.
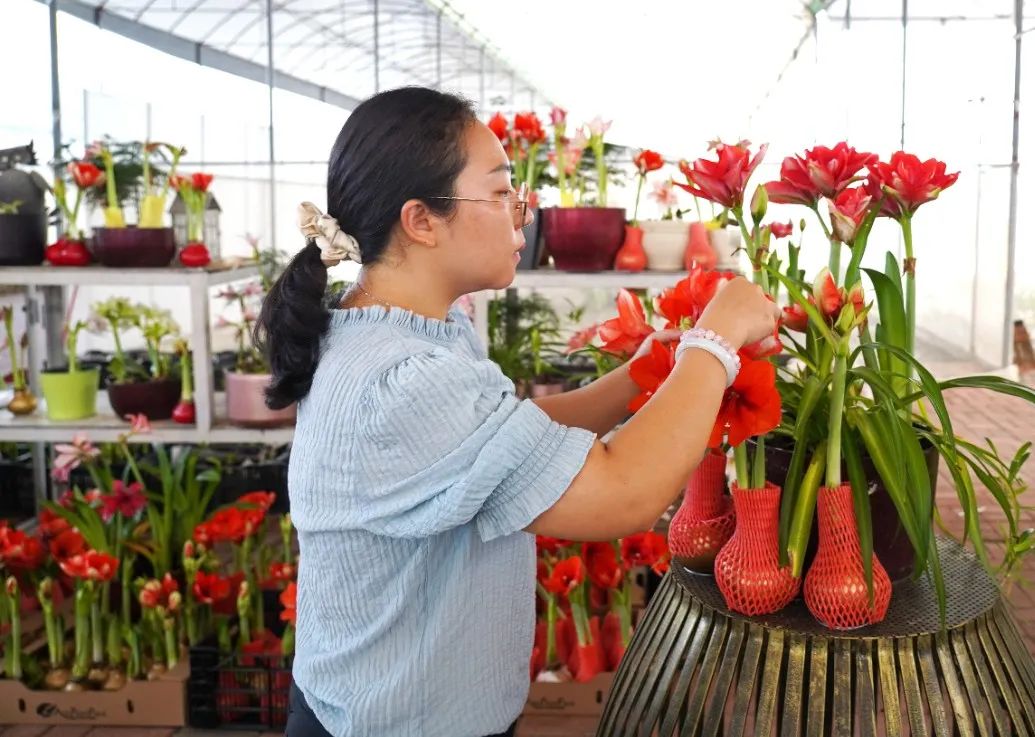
[0,450,36,521]
[517,207,545,270]
[756,435,940,582]
[200,444,291,514]
[0,213,46,265]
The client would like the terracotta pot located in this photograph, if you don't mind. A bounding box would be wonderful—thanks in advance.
[541,207,626,271]
[92,227,176,267]
[685,222,717,271]
[641,220,688,271]
[668,450,735,573]
[714,482,800,616]
[107,378,180,421]
[804,484,892,630]
[225,372,296,428]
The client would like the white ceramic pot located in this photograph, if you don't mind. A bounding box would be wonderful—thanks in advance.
[710,227,743,271]
[640,220,690,271]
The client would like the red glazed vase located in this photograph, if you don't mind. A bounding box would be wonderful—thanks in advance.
[804,484,892,630]
[668,450,735,573]
[714,482,800,616]
[614,225,647,272]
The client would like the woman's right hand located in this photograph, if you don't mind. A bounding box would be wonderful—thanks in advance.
[695,276,782,349]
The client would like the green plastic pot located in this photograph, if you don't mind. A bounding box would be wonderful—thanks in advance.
[40,368,100,420]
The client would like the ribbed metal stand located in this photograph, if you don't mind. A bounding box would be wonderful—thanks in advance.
[597,538,1035,736]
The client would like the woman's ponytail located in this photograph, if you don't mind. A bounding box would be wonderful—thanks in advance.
[254,241,330,409]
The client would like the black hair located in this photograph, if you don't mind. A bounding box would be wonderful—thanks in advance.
[255,87,477,409]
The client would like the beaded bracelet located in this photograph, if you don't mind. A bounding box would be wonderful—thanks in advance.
[674,327,741,387]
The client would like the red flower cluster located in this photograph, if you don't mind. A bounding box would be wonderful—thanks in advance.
[676,142,767,210]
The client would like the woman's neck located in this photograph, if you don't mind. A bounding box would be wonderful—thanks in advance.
[342,266,456,321]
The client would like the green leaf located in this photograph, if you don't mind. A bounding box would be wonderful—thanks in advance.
[884,251,903,298]
[788,441,826,577]
[862,268,909,394]
[928,536,947,627]
[899,375,1035,406]
[842,425,874,601]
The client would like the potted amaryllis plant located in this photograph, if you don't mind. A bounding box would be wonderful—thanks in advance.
[39,319,99,420]
[217,280,296,427]
[623,149,690,272]
[90,297,182,421]
[541,114,627,271]
[172,173,214,268]
[2,305,36,416]
[45,162,104,267]
[79,139,178,267]
[487,111,550,270]
[138,142,185,229]
[670,139,1035,628]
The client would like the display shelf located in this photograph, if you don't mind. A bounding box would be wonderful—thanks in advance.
[506,269,689,290]
[0,262,260,287]
[0,391,294,445]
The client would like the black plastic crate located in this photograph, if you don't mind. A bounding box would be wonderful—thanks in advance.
[188,642,293,730]
[0,450,36,521]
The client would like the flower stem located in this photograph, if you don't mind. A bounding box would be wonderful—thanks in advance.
[827,347,848,486]
[901,214,916,356]
[632,174,644,225]
[733,208,770,293]
[6,579,21,681]
[91,595,103,665]
[751,436,767,490]
[121,558,132,624]
[164,617,177,670]
[616,581,632,647]
[734,444,750,489]
[545,597,557,666]
[72,582,90,681]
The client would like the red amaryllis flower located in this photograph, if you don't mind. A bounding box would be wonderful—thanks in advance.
[813,267,843,320]
[39,507,71,539]
[769,221,793,239]
[598,289,654,357]
[740,324,783,360]
[99,480,146,522]
[566,324,598,354]
[59,550,118,582]
[191,173,214,192]
[49,527,86,561]
[866,151,959,219]
[237,491,276,512]
[513,112,546,144]
[267,562,296,585]
[829,186,872,244]
[765,143,876,206]
[280,582,297,625]
[633,149,664,175]
[241,629,283,665]
[621,532,669,572]
[568,616,606,683]
[67,161,104,189]
[487,112,509,142]
[627,339,676,412]
[654,277,694,330]
[709,357,782,448]
[543,556,585,597]
[536,536,571,555]
[139,573,179,610]
[782,302,810,333]
[196,507,256,545]
[675,143,767,210]
[0,528,46,572]
[192,570,234,605]
[581,542,623,590]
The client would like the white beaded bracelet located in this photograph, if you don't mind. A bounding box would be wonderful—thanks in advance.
[675,328,741,387]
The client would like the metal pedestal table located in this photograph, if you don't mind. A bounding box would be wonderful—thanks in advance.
[598,538,1035,736]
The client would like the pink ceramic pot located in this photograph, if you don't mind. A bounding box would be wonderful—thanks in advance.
[225,372,296,428]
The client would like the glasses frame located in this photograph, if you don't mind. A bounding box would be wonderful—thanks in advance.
[427,183,531,229]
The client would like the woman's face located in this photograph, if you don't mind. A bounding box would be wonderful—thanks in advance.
[433,121,533,293]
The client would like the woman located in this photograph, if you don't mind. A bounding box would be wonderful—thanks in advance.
[256,86,779,737]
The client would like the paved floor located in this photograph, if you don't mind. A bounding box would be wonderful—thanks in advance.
[4,359,1033,737]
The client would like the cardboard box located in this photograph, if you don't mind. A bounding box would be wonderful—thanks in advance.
[524,672,615,717]
[517,714,601,736]
[0,649,190,726]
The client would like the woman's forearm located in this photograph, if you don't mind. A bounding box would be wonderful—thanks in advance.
[531,364,638,436]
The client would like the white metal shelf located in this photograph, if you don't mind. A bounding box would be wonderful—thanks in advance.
[0,391,294,445]
[0,262,260,287]
[504,269,689,290]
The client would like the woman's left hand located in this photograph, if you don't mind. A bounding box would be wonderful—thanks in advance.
[630,329,683,362]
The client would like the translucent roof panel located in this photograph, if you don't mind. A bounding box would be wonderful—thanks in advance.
[62,0,550,112]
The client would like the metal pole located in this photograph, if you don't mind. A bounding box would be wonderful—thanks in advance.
[266,0,276,248]
[374,0,380,93]
[435,10,442,88]
[1003,0,1024,366]
[49,0,62,222]
[900,0,908,149]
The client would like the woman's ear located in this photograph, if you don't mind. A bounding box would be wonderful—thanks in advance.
[399,199,438,248]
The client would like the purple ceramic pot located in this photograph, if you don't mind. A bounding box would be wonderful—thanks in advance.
[107,378,180,421]
[541,207,626,271]
[225,372,296,428]
[93,227,176,268]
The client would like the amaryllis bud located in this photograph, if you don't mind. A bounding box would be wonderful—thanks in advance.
[183,541,195,560]
[812,267,843,319]
[750,184,768,225]
[550,106,567,127]
[280,514,293,534]
[6,576,16,596]
[167,591,182,612]
[782,303,810,333]
[769,221,793,239]
[846,283,867,327]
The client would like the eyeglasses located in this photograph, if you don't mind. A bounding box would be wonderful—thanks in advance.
[428,183,531,229]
